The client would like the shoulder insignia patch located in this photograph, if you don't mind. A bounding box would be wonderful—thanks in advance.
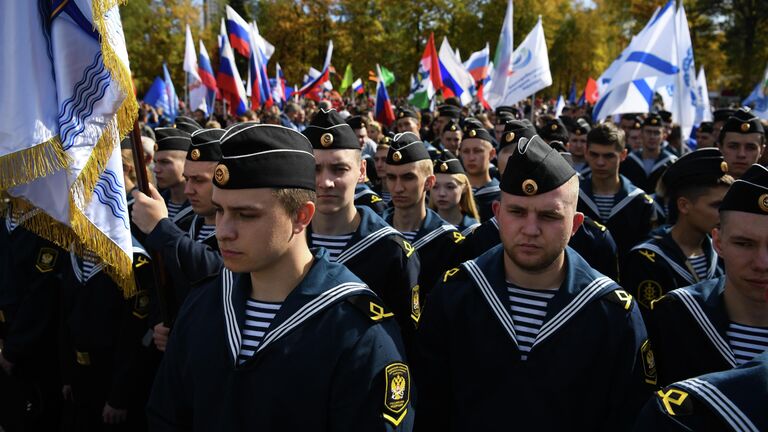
[644,194,654,204]
[346,295,394,322]
[638,280,663,309]
[35,247,59,273]
[402,240,415,258]
[649,294,667,311]
[591,220,607,232]
[383,362,410,427]
[641,339,658,385]
[443,267,460,282]
[657,387,693,416]
[604,289,633,310]
[452,231,465,244]
[370,194,382,204]
[135,255,150,268]
[410,285,421,324]
[638,249,656,262]
[132,290,151,319]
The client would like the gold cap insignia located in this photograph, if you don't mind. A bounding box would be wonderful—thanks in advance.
[153,143,159,152]
[575,130,582,136]
[450,124,457,131]
[469,129,477,137]
[522,179,538,195]
[190,148,201,160]
[759,193,768,213]
[440,162,448,172]
[550,124,558,131]
[76,351,91,366]
[398,111,405,118]
[740,122,751,132]
[720,161,728,173]
[320,132,334,147]
[505,132,515,143]
[214,164,230,185]
[392,151,402,162]
[651,118,659,125]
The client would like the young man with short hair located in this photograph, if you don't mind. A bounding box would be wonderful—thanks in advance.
[568,118,590,173]
[648,164,768,386]
[152,128,191,221]
[460,119,499,222]
[440,119,462,154]
[417,135,653,430]
[620,113,678,193]
[147,124,413,430]
[717,107,766,179]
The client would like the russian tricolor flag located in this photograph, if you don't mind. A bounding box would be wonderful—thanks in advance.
[351,78,364,94]
[198,41,218,116]
[272,62,286,106]
[217,25,248,116]
[374,64,395,126]
[225,5,251,58]
[296,40,333,101]
[438,37,474,105]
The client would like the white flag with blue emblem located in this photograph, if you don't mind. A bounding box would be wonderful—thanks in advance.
[0,1,136,294]
[695,67,713,123]
[671,4,697,141]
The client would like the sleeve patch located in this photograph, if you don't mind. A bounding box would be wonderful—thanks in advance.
[638,249,656,262]
[346,295,394,322]
[443,267,460,282]
[656,387,693,416]
[383,362,410,426]
[132,290,151,319]
[604,289,634,310]
[452,231,465,244]
[370,194,382,204]
[637,280,663,309]
[410,285,421,324]
[35,247,59,273]
[641,339,657,385]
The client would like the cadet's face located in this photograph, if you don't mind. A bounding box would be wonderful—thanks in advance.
[367,126,381,142]
[719,133,764,178]
[568,133,587,157]
[213,188,298,273]
[585,143,627,179]
[182,161,217,217]
[642,126,664,151]
[434,117,449,135]
[459,139,495,176]
[153,150,187,189]
[386,163,433,210]
[374,148,389,176]
[619,119,635,136]
[314,149,363,215]
[354,128,367,147]
[432,174,463,212]
[683,186,728,234]
[714,212,768,302]
[696,130,715,148]
[627,129,644,151]
[441,131,462,154]
[397,118,419,134]
[494,182,583,273]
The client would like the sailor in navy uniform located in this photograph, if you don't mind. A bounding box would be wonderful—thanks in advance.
[304,109,421,333]
[716,107,766,179]
[59,239,157,431]
[416,135,654,431]
[0,204,68,431]
[460,118,500,222]
[153,128,193,222]
[353,182,387,215]
[430,151,480,235]
[620,113,678,193]
[648,165,768,386]
[173,115,202,135]
[383,132,466,299]
[463,123,620,280]
[146,124,413,431]
[633,351,768,431]
[623,149,732,313]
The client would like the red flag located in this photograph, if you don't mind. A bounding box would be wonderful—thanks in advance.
[425,33,443,90]
[585,77,599,104]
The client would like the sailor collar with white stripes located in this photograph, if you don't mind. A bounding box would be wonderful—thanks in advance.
[631,228,718,285]
[461,244,618,351]
[220,248,373,366]
[384,207,458,250]
[309,206,400,264]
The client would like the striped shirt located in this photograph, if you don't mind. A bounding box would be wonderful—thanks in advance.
[196,224,216,243]
[400,231,418,242]
[166,201,183,219]
[5,212,19,232]
[592,194,614,220]
[727,322,768,365]
[238,299,282,365]
[381,192,392,204]
[688,255,709,280]
[507,285,558,361]
[310,233,353,261]
[81,250,101,281]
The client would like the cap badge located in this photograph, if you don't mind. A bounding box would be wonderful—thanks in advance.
[575,130,582,136]
[550,124,557,131]
[450,125,457,131]
[440,162,448,173]
[505,132,515,143]
[153,143,159,152]
[759,194,768,213]
[392,151,402,162]
[720,161,728,173]
[740,122,751,132]
[399,112,405,118]
[651,118,658,125]
[522,179,538,196]
[320,133,334,147]
[190,149,201,160]
[468,129,477,137]
[214,164,230,186]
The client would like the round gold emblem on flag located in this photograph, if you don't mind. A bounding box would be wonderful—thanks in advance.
[720,161,728,173]
[392,151,402,162]
[214,164,230,186]
[440,162,448,172]
[522,179,538,196]
[505,132,515,143]
[740,123,751,132]
[759,194,768,213]
[190,149,201,160]
[469,129,477,137]
[320,133,334,147]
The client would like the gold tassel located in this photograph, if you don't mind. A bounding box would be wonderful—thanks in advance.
[0,136,71,191]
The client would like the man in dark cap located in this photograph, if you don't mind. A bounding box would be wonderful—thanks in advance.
[579,122,659,267]
[695,121,716,148]
[416,134,653,431]
[647,164,768,386]
[174,115,202,134]
[383,132,465,298]
[568,118,591,174]
[620,113,678,193]
[439,119,462,154]
[539,117,570,146]
[494,111,515,142]
[303,109,420,337]
[619,113,643,137]
[152,127,192,221]
[712,108,737,138]
[626,116,645,152]
[460,118,499,222]
[717,107,765,179]
[346,115,377,158]
[395,108,420,135]
[147,124,413,430]
[623,149,733,314]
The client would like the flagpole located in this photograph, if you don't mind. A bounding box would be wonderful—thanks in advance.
[530,92,536,122]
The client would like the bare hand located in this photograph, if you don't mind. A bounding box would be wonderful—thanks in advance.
[131,183,168,234]
[153,323,170,352]
[102,403,128,424]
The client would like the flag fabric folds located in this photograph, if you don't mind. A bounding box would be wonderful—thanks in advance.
[198,41,218,117]
[375,65,395,126]
[486,0,514,109]
[671,4,697,141]
[695,67,712,124]
[184,25,208,115]
[438,37,474,105]
[408,33,442,109]
[0,1,137,293]
[340,64,354,94]
[162,63,179,120]
[217,24,248,116]
[297,41,333,101]
[351,78,364,94]
[272,63,286,106]
[225,5,251,58]
[743,63,768,119]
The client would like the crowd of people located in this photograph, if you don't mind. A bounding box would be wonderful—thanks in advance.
[1,94,767,431]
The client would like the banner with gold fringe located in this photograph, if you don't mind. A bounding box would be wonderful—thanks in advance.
[0,0,137,295]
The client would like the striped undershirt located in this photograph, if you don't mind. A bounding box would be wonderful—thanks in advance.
[507,285,558,361]
[592,194,614,220]
[381,192,392,203]
[238,299,282,365]
[196,224,215,243]
[166,201,183,219]
[5,212,19,231]
[727,322,768,365]
[81,250,101,281]
[310,233,353,261]
[400,231,418,242]
[688,255,709,280]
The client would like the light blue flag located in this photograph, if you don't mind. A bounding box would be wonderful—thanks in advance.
[162,63,179,120]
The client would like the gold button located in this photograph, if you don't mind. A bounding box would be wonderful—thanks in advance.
[214,164,230,185]
[469,129,476,137]
[720,161,728,173]
[759,193,768,213]
[190,148,201,160]
[320,133,334,147]
[740,123,751,132]
[505,132,515,143]
[522,179,538,195]
[392,151,402,162]
[440,162,448,172]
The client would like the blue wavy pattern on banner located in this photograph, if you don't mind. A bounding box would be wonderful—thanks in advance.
[57,52,112,148]
[93,169,129,229]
